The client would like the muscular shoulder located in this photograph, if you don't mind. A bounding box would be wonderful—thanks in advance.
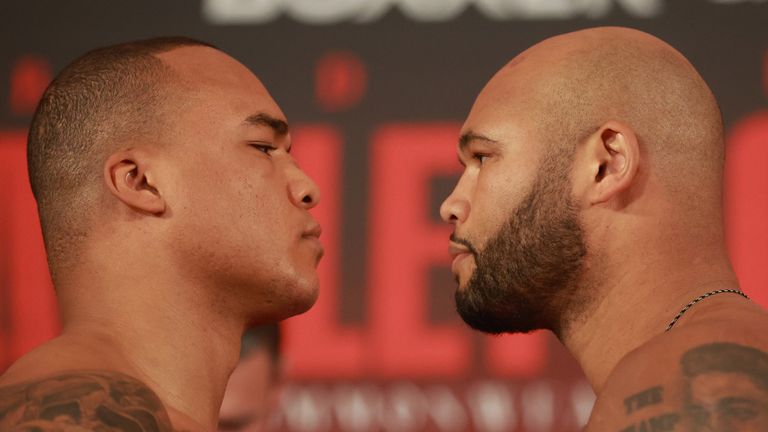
[0,370,179,431]
[586,312,768,431]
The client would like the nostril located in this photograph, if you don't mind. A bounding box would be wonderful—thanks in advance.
[302,195,312,204]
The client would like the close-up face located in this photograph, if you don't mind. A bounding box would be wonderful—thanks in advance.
[156,46,323,321]
[686,372,768,432]
[440,59,587,334]
[442,70,544,288]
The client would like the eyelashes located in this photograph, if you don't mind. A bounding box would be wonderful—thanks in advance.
[457,153,490,168]
[472,153,489,164]
[250,143,277,155]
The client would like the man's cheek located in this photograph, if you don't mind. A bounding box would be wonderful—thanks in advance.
[469,209,507,248]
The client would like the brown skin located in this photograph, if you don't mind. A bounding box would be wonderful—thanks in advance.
[441,27,768,431]
[0,46,322,431]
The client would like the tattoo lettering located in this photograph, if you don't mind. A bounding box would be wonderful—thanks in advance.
[681,342,768,431]
[619,412,681,432]
[625,386,664,414]
[0,370,178,431]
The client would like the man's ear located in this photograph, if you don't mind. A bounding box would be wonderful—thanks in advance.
[579,121,640,206]
[104,150,165,215]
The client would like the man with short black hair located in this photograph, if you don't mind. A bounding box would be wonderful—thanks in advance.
[0,37,323,431]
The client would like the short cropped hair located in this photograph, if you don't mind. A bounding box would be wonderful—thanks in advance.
[27,36,215,281]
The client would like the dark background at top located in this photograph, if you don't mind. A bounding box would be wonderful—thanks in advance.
[1,1,766,125]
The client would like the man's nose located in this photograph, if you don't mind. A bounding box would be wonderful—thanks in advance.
[440,179,470,225]
[287,164,321,209]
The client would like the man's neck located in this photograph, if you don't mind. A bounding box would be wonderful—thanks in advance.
[54,252,246,431]
[59,318,239,431]
[558,241,738,395]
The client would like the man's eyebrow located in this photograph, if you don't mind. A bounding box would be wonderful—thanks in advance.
[458,131,500,151]
[243,113,290,136]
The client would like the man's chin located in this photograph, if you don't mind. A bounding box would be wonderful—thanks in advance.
[291,276,320,314]
[455,290,540,335]
[453,267,476,291]
[267,274,320,321]
[297,289,319,314]
[458,312,540,335]
[455,290,500,334]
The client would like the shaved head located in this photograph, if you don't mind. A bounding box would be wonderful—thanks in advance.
[446,27,728,335]
[494,27,723,200]
[28,37,215,282]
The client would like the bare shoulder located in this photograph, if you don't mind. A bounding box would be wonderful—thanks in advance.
[586,309,768,431]
[0,369,179,431]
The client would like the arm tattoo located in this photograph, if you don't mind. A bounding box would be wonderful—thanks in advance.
[0,370,178,431]
[618,342,768,432]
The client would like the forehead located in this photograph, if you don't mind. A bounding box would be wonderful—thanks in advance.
[461,36,586,151]
[461,62,546,152]
[157,46,285,122]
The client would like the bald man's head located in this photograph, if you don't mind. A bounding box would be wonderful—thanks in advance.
[445,27,727,334]
[490,27,724,199]
[27,36,215,281]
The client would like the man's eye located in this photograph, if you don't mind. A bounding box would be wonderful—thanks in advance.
[473,153,489,164]
[251,143,277,155]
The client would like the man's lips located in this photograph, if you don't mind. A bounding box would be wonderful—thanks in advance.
[302,223,322,239]
[301,222,324,261]
[449,241,475,276]
[449,242,472,259]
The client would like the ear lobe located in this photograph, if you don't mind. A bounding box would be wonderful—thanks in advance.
[588,121,640,205]
[104,151,166,215]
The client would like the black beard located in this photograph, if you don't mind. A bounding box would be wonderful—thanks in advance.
[454,167,587,335]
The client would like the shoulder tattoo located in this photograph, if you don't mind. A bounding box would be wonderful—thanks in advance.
[0,370,178,431]
[617,342,768,432]
[681,342,768,431]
